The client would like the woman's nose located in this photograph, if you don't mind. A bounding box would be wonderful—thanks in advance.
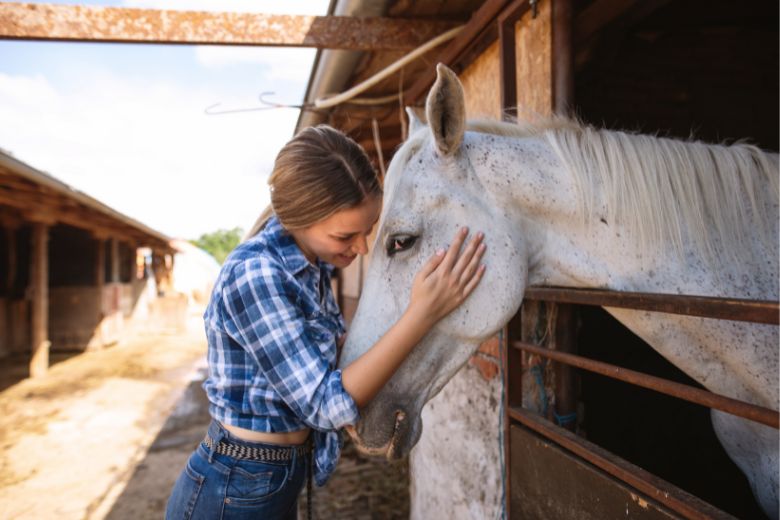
[352,235,369,255]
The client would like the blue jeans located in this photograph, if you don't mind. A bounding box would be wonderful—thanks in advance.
[165,420,308,520]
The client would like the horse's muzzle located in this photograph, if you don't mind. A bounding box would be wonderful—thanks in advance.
[346,407,419,460]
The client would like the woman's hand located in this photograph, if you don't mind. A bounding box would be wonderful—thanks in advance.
[407,227,486,327]
[342,228,485,408]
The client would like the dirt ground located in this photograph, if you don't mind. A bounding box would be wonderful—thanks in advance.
[0,310,409,520]
[0,311,208,520]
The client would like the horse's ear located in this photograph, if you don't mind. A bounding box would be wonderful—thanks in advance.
[405,106,426,135]
[425,63,466,156]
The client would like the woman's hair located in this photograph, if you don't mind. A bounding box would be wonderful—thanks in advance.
[245,125,381,239]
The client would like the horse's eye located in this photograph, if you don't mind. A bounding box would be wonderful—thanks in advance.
[386,234,418,256]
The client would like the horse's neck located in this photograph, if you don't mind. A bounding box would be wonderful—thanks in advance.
[487,134,778,300]
[486,134,778,405]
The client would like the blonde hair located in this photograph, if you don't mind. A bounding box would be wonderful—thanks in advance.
[246,125,381,239]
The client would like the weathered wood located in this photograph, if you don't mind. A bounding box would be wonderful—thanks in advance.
[515,0,553,117]
[509,408,734,520]
[509,421,734,519]
[0,191,166,248]
[405,0,511,104]
[110,238,119,284]
[460,40,502,120]
[30,222,49,377]
[0,3,460,50]
[4,225,16,295]
[498,0,532,120]
[552,0,574,114]
[95,237,105,288]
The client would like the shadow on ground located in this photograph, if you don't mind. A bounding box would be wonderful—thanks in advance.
[0,352,80,393]
[105,366,211,519]
[105,369,410,519]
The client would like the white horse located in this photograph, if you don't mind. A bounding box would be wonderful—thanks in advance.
[339,64,779,518]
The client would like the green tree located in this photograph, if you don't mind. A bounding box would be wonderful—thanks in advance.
[191,227,244,265]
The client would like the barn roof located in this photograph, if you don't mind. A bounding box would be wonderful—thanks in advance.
[296,0,779,165]
[0,149,172,251]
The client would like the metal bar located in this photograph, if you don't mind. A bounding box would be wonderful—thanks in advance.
[405,0,511,104]
[514,341,780,429]
[509,407,738,520]
[525,286,780,325]
[0,3,460,50]
[502,312,525,519]
[550,304,578,431]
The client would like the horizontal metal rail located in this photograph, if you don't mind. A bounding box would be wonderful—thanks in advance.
[524,287,779,325]
[509,407,738,520]
[514,341,780,429]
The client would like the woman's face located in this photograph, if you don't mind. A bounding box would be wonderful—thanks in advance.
[291,195,382,268]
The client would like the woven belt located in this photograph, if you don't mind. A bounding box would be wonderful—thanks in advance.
[203,435,309,462]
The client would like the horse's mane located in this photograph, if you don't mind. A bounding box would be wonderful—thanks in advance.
[394,117,779,267]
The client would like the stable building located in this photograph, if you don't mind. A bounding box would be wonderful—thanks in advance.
[0,150,175,377]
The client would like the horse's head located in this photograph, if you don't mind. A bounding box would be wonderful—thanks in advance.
[339,64,527,459]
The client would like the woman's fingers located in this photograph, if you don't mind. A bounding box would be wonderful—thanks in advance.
[440,227,469,272]
[461,264,486,298]
[451,232,484,280]
[457,241,486,284]
[418,248,446,279]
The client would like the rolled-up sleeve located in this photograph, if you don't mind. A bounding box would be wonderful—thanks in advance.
[220,257,359,431]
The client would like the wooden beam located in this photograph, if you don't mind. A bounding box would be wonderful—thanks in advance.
[0,191,158,245]
[0,3,461,50]
[405,0,512,104]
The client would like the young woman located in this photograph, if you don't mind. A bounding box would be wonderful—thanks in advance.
[166,125,486,519]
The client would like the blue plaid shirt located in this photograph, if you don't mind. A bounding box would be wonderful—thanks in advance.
[202,215,359,486]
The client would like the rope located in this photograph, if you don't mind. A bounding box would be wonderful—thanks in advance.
[313,26,464,109]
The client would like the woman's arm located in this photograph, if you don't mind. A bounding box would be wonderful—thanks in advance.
[342,227,486,408]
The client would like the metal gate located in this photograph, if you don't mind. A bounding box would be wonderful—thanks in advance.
[502,287,779,519]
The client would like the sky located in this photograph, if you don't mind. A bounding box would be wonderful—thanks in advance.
[0,0,329,239]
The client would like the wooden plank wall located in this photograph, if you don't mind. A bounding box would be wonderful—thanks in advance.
[515,0,553,119]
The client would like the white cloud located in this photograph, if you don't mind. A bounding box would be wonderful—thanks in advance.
[194,46,316,84]
[0,70,299,238]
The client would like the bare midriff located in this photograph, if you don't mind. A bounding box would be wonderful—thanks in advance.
[220,421,310,446]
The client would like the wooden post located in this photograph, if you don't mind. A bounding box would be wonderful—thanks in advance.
[552,0,574,114]
[2,225,17,357]
[110,238,119,283]
[30,222,50,377]
[95,236,105,287]
[94,234,106,349]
